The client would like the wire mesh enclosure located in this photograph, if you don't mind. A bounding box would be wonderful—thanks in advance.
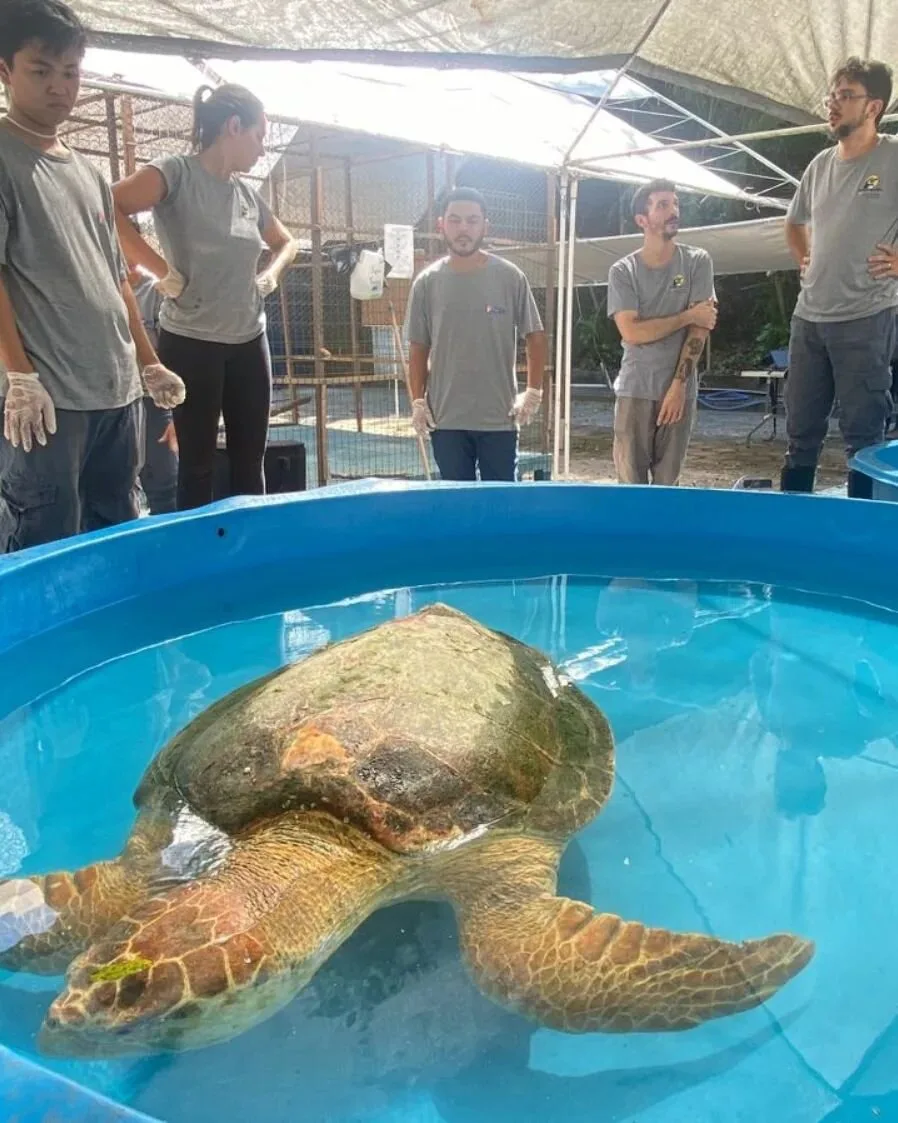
[50,80,558,487]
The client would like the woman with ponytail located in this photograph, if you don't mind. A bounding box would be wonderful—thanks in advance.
[112,84,296,510]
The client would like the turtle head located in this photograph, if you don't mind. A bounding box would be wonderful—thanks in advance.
[38,904,285,1056]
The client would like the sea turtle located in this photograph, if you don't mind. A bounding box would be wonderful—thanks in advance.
[0,604,813,1057]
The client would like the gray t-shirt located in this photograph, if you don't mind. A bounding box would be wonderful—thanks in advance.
[405,255,543,431]
[0,128,141,412]
[789,135,898,322]
[607,244,715,400]
[150,155,273,345]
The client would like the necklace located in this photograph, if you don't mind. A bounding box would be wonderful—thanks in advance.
[1,114,59,141]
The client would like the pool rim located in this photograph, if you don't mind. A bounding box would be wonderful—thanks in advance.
[1,477,896,1121]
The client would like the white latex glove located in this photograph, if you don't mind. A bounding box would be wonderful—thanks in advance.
[156,268,186,299]
[142,363,186,409]
[3,371,57,452]
[411,398,436,438]
[256,270,278,298]
[511,387,543,426]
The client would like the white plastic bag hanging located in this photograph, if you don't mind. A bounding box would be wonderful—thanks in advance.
[350,249,385,301]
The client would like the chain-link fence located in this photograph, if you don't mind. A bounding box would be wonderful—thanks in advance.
[55,82,559,486]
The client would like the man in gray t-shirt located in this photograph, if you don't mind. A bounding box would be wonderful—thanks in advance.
[783,57,898,498]
[0,0,184,552]
[405,187,546,482]
[607,179,717,486]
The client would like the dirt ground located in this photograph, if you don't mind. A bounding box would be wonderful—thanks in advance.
[566,429,848,489]
[310,389,853,490]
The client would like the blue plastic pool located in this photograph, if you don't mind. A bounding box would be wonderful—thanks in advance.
[850,439,898,502]
[2,480,898,1123]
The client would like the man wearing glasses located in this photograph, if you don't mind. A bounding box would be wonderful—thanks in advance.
[783,57,898,497]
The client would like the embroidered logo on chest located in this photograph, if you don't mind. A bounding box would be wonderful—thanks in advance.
[859,174,882,195]
[671,274,686,289]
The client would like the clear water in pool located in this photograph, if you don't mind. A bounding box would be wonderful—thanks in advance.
[1,574,898,1123]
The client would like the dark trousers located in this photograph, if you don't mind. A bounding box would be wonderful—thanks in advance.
[158,329,271,511]
[430,429,518,482]
[139,396,178,515]
[785,310,895,470]
[0,401,141,553]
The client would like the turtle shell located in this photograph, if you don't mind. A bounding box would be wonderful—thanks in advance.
[135,604,614,853]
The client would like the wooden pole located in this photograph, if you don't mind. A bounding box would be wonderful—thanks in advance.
[345,159,363,434]
[389,301,431,481]
[310,130,329,486]
[274,161,299,424]
[104,94,121,182]
[120,95,137,177]
[426,151,436,248]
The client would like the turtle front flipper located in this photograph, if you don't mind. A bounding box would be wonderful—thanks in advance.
[0,802,180,976]
[0,860,143,975]
[38,812,403,1057]
[450,837,814,1033]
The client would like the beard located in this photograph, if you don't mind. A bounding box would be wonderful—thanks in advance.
[446,233,485,257]
[829,117,858,140]
[661,221,679,242]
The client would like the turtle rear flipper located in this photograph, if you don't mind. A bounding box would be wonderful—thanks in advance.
[452,838,814,1032]
[0,860,140,975]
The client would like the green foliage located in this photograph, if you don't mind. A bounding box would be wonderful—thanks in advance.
[571,271,799,379]
[571,292,622,372]
[754,317,791,358]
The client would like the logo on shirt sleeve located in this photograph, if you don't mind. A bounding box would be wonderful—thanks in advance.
[859,174,882,194]
[671,274,686,288]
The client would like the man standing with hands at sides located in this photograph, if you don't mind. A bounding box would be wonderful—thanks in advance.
[405,187,547,482]
[783,58,898,498]
[0,0,184,553]
[607,178,717,486]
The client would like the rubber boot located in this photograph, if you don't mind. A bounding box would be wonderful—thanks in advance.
[779,466,816,493]
[847,469,874,499]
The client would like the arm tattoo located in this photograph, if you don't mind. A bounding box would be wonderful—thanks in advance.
[674,334,705,382]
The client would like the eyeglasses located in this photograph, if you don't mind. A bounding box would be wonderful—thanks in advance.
[822,91,871,108]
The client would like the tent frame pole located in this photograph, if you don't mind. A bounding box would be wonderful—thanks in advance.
[561,0,676,166]
[568,113,898,167]
[562,176,579,478]
[552,174,569,479]
[542,171,558,456]
[636,86,800,188]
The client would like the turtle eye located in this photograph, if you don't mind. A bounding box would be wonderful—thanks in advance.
[168,1000,203,1021]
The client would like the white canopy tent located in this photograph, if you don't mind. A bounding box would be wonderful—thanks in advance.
[501,216,796,288]
[81,50,759,202]
[70,0,898,123]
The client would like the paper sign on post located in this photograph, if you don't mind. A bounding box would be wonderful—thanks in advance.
[383,224,415,280]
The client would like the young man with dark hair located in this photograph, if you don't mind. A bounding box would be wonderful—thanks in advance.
[607,178,717,485]
[0,0,185,551]
[405,186,547,482]
[783,56,898,497]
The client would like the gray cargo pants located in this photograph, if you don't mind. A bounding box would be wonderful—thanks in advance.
[0,400,142,553]
[613,395,697,485]
[785,309,895,469]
